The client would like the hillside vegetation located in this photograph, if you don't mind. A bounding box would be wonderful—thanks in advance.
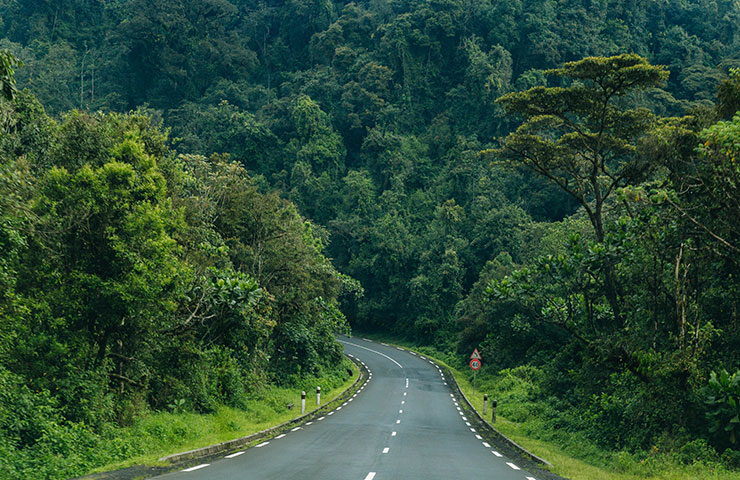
[2,0,740,477]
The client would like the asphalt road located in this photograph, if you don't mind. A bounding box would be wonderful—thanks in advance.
[154,337,541,480]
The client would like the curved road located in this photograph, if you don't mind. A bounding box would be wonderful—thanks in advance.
[155,337,540,480]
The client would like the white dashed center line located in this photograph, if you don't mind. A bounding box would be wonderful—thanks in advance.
[365,473,377,480]
[392,431,397,436]
[382,447,390,453]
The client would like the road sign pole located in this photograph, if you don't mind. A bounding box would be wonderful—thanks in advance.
[473,370,476,395]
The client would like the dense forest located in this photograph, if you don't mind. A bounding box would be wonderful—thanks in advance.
[2,0,740,477]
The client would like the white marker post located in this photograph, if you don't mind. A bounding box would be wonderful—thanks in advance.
[316,386,321,406]
[492,399,497,424]
[483,394,488,416]
[301,391,306,414]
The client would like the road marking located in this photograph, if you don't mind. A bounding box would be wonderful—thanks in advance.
[399,409,403,413]
[420,356,426,360]
[225,451,244,458]
[469,428,476,432]
[405,378,409,388]
[482,442,490,448]
[337,406,342,410]
[328,411,334,415]
[381,342,389,346]
[457,406,462,411]
[364,473,377,480]
[318,417,325,421]
[462,416,468,421]
[362,338,372,342]
[276,434,286,439]
[396,419,401,424]
[458,411,464,415]
[450,393,454,397]
[411,352,417,355]
[291,427,301,432]
[492,451,503,457]
[255,442,270,447]
[475,435,483,440]
[403,392,407,396]
[349,398,354,402]
[465,422,471,426]
[182,464,209,472]
[306,422,313,425]
[382,447,390,453]
[340,341,404,368]
[527,477,537,480]
[507,462,521,470]
[392,431,397,436]
[401,401,405,404]
[396,347,404,350]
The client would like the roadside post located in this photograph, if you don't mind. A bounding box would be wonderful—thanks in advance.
[483,394,488,416]
[492,399,497,424]
[470,348,482,394]
[316,386,321,406]
[301,391,306,414]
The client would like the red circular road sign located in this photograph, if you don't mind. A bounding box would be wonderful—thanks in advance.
[470,359,482,370]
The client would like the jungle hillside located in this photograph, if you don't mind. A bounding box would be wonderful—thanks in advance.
[2,0,740,478]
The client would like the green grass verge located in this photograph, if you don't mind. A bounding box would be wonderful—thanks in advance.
[358,333,738,480]
[86,359,359,474]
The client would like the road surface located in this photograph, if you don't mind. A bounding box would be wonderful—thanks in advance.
[154,337,542,480]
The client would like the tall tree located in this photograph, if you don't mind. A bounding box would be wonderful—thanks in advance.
[493,54,669,326]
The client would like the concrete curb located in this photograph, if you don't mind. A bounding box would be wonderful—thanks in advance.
[442,363,553,467]
[157,355,367,464]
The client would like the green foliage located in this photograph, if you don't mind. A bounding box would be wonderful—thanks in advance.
[0,48,21,100]
[705,370,740,448]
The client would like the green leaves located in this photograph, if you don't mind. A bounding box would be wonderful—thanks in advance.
[0,49,22,101]
[705,370,740,446]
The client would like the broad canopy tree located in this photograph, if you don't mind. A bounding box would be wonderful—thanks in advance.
[492,54,669,328]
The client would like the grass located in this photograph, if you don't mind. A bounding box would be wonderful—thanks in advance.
[86,359,359,474]
[357,333,740,480]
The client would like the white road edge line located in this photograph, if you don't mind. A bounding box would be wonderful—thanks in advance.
[507,462,521,470]
[482,442,491,448]
[382,447,390,453]
[276,434,286,439]
[182,464,209,472]
[255,442,269,447]
[225,451,244,458]
[340,340,404,368]
[364,473,377,480]
[492,451,503,457]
